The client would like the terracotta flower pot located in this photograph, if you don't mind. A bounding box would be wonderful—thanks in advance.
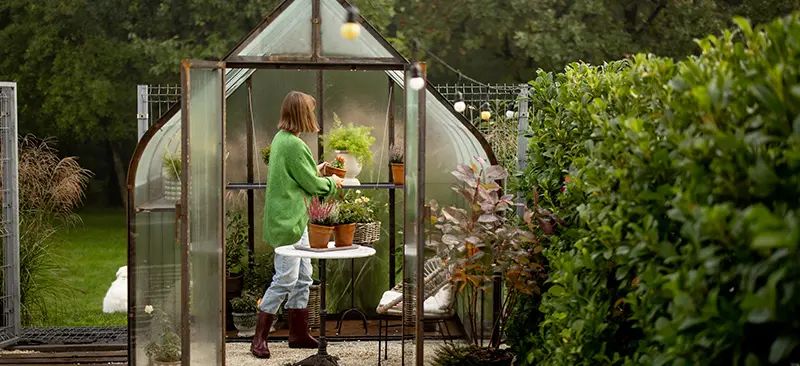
[333,223,356,247]
[323,165,347,178]
[391,163,404,185]
[308,224,334,249]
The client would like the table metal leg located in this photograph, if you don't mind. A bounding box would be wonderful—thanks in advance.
[336,258,368,335]
[292,259,339,366]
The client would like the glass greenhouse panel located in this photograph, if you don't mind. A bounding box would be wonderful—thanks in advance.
[236,0,312,57]
[183,66,225,365]
[402,69,421,365]
[320,0,394,58]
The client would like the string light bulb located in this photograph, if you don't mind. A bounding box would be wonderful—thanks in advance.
[409,63,425,91]
[505,102,515,119]
[480,102,491,121]
[454,91,466,112]
[340,6,361,40]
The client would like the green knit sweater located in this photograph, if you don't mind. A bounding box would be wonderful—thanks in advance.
[263,130,337,247]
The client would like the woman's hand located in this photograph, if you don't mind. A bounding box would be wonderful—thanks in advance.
[317,162,328,177]
[332,175,344,188]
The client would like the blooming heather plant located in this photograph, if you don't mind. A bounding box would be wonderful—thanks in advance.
[306,197,338,226]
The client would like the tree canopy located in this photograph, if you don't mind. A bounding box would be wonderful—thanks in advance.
[0,0,797,204]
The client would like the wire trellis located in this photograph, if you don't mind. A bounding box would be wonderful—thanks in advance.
[137,83,529,171]
[0,82,21,348]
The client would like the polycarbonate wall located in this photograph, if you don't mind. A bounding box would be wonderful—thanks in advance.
[130,104,183,365]
[186,67,225,365]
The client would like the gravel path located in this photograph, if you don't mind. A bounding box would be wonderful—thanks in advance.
[226,340,447,365]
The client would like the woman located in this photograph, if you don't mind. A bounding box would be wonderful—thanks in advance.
[251,91,344,359]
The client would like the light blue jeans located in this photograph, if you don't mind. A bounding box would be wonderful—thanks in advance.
[258,228,313,314]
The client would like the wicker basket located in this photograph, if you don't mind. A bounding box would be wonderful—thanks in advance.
[277,282,320,329]
[308,283,321,328]
[353,222,381,245]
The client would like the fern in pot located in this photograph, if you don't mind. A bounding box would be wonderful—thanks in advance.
[162,152,181,202]
[321,113,375,185]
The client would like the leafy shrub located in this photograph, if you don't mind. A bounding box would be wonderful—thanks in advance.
[260,144,271,166]
[512,13,800,365]
[225,210,247,277]
[230,289,260,313]
[244,252,275,294]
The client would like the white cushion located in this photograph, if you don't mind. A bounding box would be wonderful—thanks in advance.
[377,284,454,317]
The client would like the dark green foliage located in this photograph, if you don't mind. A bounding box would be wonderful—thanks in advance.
[244,252,275,294]
[225,210,248,277]
[513,13,800,365]
[432,344,514,366]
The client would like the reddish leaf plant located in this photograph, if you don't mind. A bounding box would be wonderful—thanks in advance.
[427,157,565,350]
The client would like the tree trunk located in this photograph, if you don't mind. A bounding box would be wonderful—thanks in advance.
[109,142,127,207]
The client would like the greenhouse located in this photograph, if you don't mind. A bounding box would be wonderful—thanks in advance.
[127,0,495,364]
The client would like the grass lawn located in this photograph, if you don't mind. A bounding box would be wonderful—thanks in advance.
[47,208,128,326]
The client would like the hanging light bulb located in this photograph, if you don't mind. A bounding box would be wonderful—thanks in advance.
[409,63,425,91]
[454,91,466,113]
[480,102,491,121]
[505,102,515,119]
[340,6,361,40]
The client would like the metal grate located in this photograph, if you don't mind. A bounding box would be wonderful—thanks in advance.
[436,83,530,171]
[18,326,127,345]
[0,82,20,349]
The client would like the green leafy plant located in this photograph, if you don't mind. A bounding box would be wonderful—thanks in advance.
[162,153,181,180]
[244,252,275,294]
[143,305,181,362]
[225,210,247,277]
[260,144,271,166]
[512,13,800,365]
[321,113,375,165]
[337,190,377,223]
[334,201,361,225]
[230,289,260,313]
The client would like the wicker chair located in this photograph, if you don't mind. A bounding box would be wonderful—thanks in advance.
[375,256,455,365]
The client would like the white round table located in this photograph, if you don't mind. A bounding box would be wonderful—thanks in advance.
[274,242,376,366]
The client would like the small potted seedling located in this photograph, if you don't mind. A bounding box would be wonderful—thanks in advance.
[323,156,347,178]
[390,143,404,185]
[306,198,338,249]
[230,289,259,333]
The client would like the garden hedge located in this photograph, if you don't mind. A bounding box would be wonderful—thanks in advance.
[508,13,800,365]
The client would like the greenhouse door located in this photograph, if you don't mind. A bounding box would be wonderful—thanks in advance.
[0,82,20,349]
[179,61,226,366]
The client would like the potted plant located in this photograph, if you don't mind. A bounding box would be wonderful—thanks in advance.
[333,201,359,247]
[347,190,381,246]
[162,152,181,202]
[321,113,375,184]
[144,305,181,365]
[427,159,565,366]
[323,156,347,178]
[230,289,259,333]
[390,143,404,185]
[225,209,247,332]
[307,198,338,249]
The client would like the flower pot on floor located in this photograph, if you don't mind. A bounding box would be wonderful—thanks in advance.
[232,312,258,332]
[308,224,334,248]
[225,275,244,332]
[390,163,404,185]
[336,151,362,185]
[333,223,356,247]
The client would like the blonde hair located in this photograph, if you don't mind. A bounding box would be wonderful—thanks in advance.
[278,91,319,133]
